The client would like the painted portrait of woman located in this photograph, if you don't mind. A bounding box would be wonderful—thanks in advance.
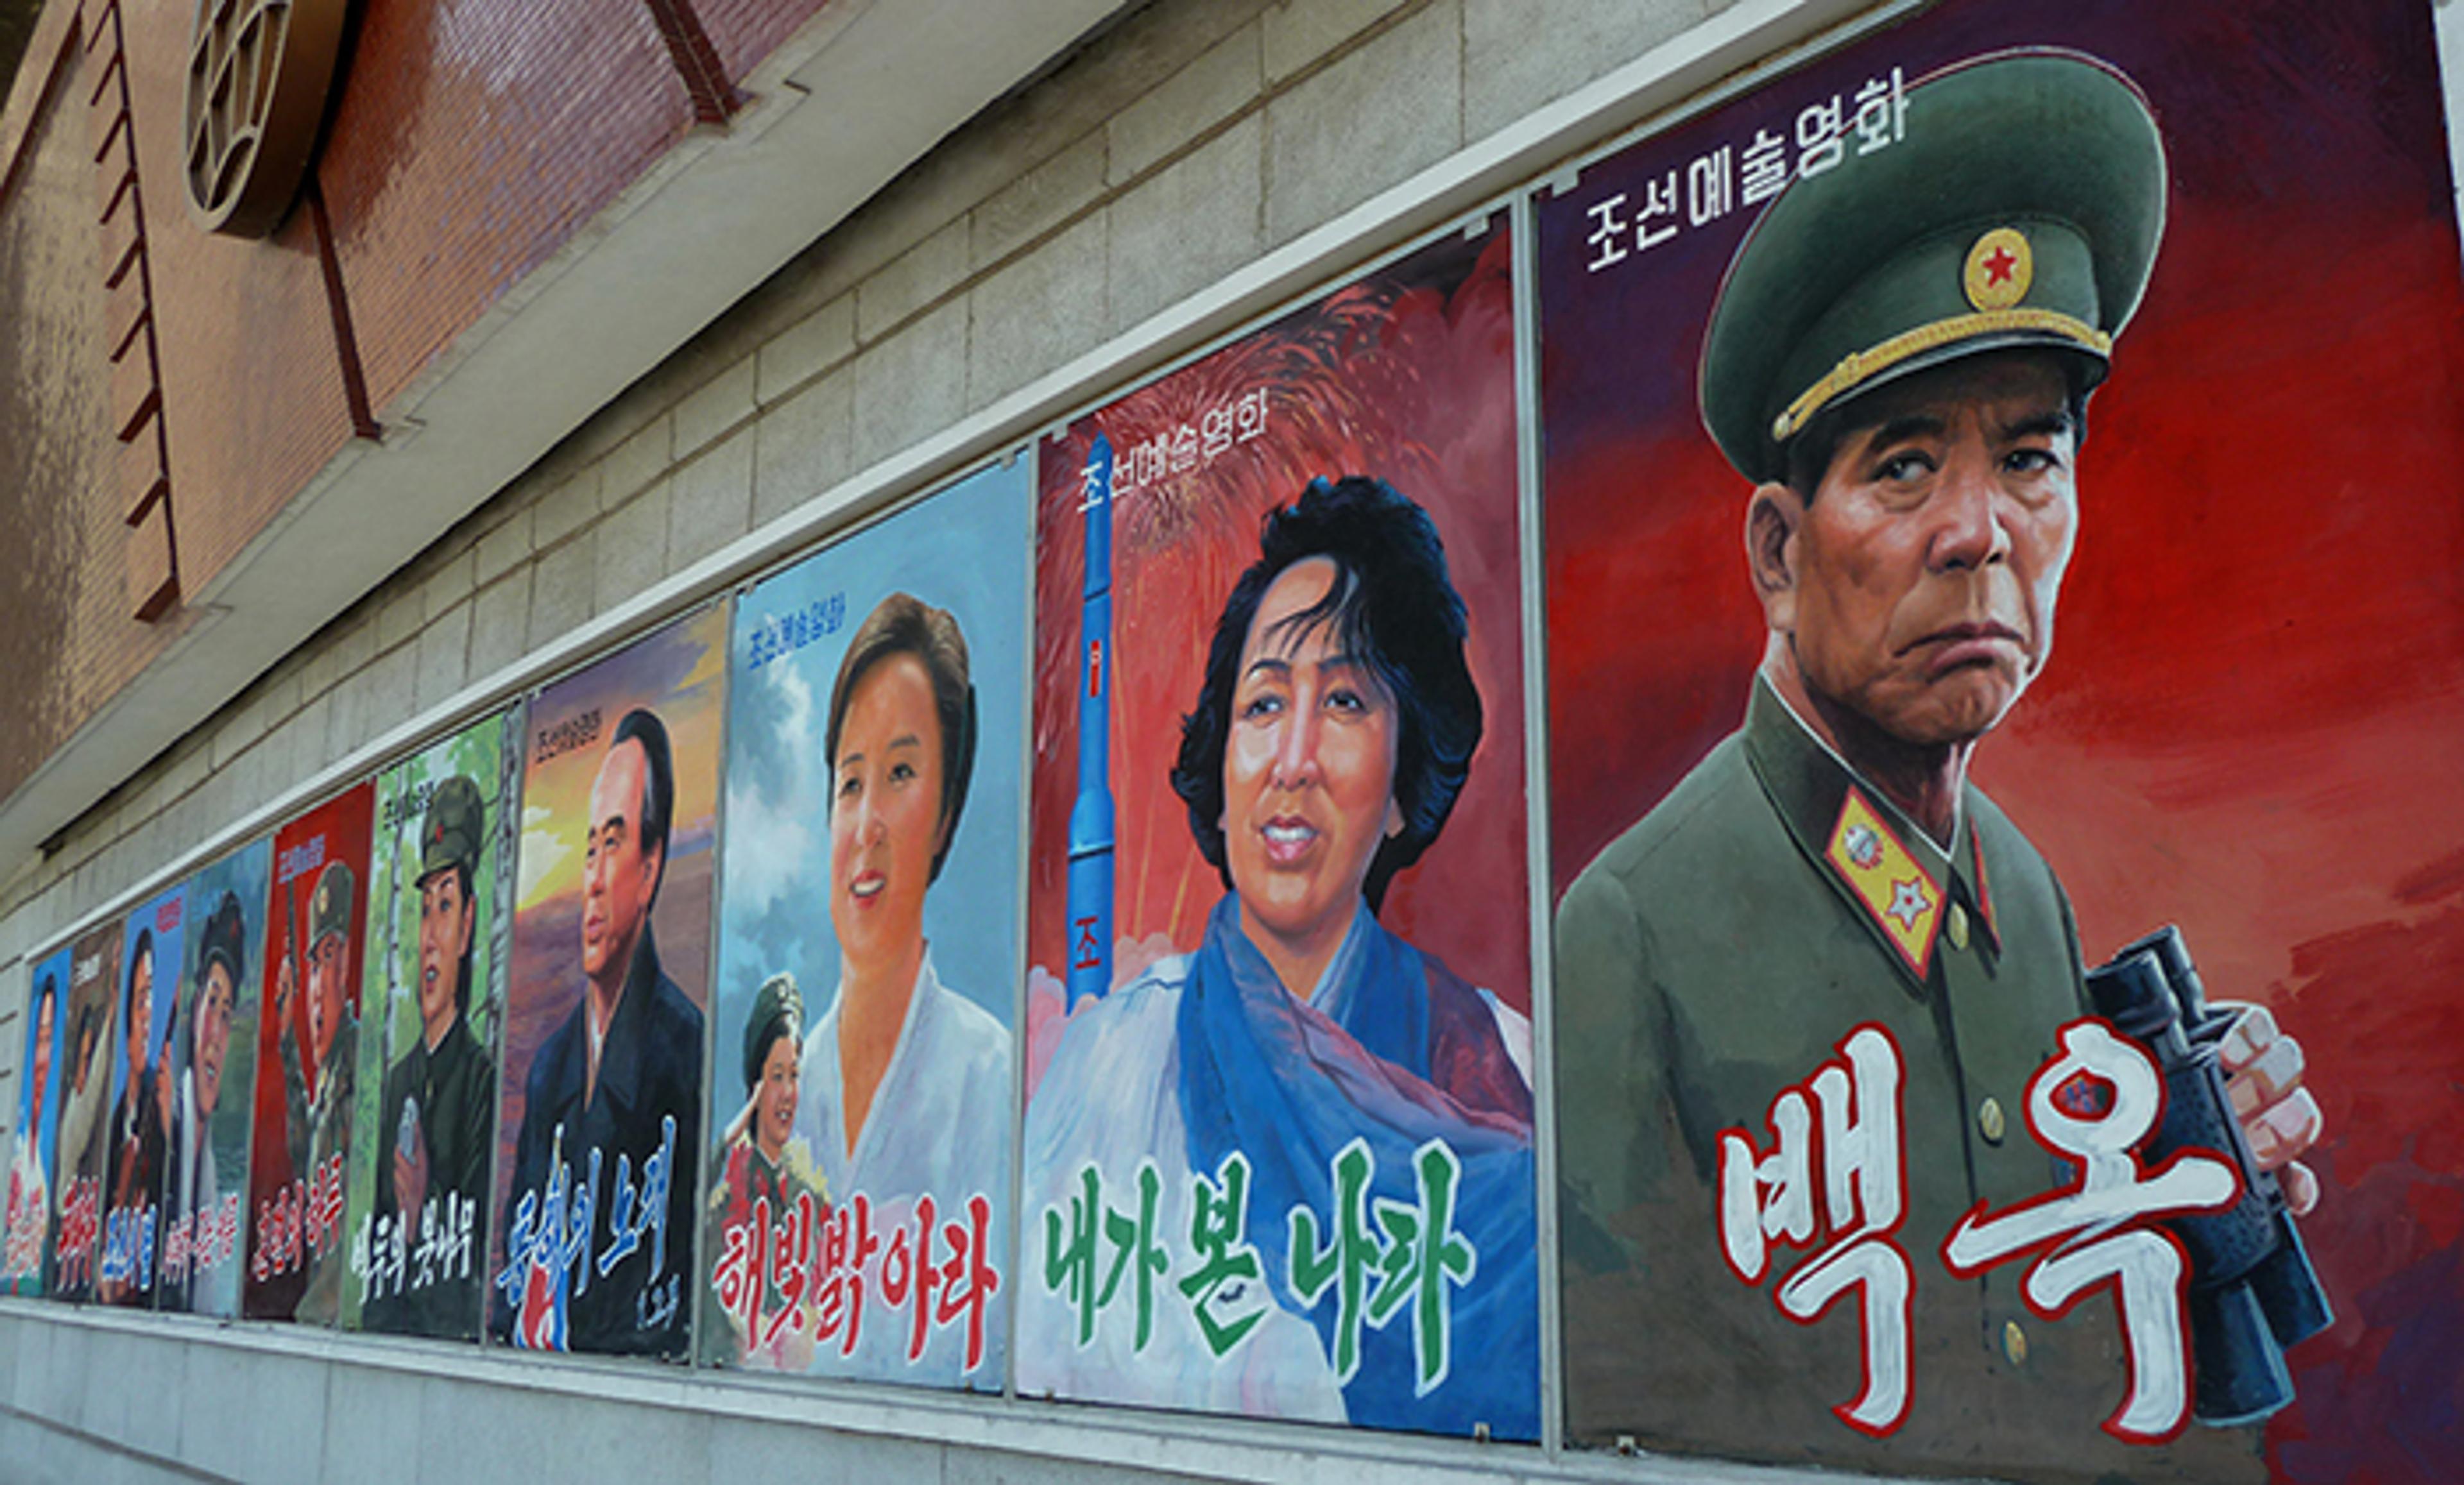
[1022,477,1537,1434]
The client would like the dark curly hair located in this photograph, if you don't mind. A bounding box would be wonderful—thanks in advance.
[1170,476,1482,913]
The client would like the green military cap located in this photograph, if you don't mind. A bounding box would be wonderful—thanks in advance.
[742,972,804,1092]
[1700,49,2167,484]
[310,859,355,949]
[417,775,486,888]
[200,889,249,989]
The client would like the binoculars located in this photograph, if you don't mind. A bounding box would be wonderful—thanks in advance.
[2084,925,2332,1425]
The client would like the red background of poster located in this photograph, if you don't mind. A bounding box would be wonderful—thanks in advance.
[243,782,375,1321]
[1540,1,2464,1477]
[1028,224,1527,1074]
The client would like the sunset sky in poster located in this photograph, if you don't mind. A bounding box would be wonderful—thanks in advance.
[1541,1,2464,1476]
[492,604,727,1307]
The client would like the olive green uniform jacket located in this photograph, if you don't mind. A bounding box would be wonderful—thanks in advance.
[1554,679,2261,1482]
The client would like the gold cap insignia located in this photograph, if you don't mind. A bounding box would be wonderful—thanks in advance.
[1963,227,2034,312]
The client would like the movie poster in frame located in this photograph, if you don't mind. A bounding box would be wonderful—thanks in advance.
[97,884,185,1307]
[490,605,727,1359]
[703,457,1031,1385]
[1018,219,1540,1438]
[341,706,522,1338]
[158,836,271,1318]
[1541,1,2464,1478]
[243,783,377,1323]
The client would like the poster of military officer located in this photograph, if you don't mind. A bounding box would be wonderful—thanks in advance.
[243,783,375,1323]
[1540,1,2463,1481]
[341,706,520,1337]
[491,606,724,1359]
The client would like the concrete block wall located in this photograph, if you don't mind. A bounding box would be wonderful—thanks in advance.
[0,1,1917,1479]
[1,0,1759,1140]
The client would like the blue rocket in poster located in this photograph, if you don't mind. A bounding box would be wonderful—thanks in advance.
[1066,434,1116,1008]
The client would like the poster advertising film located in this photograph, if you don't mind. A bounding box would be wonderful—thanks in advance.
[46,919,123,1302]
[98,884,187,1307]
[243,783,376,1323]
[706,461,1030,1382]
[4,943,73,1297]
[491,604,726,1359]
[159,838,270,1316]
[1542,1,2464,1481]
[1018,222,1539,1437]
[341,706,522,1338]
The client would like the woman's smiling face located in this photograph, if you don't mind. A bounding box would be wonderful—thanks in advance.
[1220,557,1403,976]
[828,652,946,976]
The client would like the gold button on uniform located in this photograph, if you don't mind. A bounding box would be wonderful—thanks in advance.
[2003,1320,2030,1366]
[1946,902,1970,950]
[1978,1096,2006,1144]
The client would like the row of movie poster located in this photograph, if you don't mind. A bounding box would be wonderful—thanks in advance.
[6,1,2461,1477]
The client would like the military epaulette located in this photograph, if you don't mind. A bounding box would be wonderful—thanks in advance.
[1824,786,1943,979]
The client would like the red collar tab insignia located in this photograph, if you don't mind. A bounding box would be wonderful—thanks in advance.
[1826,788,1942,976]
[1968,821,1999,944]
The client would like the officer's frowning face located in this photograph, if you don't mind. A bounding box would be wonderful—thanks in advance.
[1759,350,2078,750]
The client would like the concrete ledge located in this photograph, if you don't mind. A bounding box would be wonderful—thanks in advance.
[0,1300,1875,1484]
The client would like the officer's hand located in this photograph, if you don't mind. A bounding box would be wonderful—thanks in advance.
[275,955,296,1028]
[2219,1004,2322,1215]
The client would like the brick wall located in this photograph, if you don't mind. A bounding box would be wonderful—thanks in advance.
[0,18,187,873]
[0,0,841,809]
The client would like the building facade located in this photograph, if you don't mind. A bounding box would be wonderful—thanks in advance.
[3,1,2462,1481]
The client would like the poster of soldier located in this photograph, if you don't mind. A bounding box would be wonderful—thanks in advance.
[243,784,375,1324]
[5,942,73,1298]
[158,839,270,1317]
[46,919,123,1303]
[98,883,185,1307]
[1018,221,1540,1438]
[704,459,1030,1384]
[1541,1,2463,1480]
[491,605,726,1359]
[343,707,522,1338]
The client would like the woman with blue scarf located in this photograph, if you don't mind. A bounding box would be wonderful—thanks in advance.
[1022,477,1537,1438]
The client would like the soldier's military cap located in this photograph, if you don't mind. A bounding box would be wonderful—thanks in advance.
[743,972,804,1092]
[200,889,248,989]
[417,775,486,889]
[1700,49,2167,484]
[310,859,355,949]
